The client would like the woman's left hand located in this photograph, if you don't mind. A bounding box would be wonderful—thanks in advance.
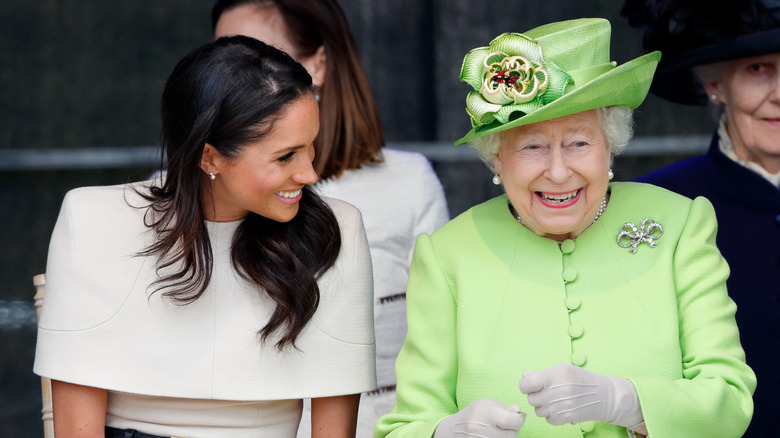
[433,398,526,438]
[518,363,644,429]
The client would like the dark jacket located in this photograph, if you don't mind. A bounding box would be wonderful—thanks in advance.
[637,134,780,437]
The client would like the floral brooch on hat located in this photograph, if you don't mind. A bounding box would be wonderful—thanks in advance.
[460,33,572,128]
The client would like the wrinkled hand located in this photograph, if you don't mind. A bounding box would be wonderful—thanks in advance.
[434,398,526,438]
[518,363,643,428]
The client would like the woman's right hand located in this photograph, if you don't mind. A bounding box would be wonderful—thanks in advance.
[433,398,526,437]
[51,379,107,438]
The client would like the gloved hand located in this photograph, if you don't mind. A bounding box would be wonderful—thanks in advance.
[518,363,644,429]
[434,398,526,438]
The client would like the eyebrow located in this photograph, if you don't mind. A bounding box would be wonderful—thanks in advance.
[564,124,596,135]
[273,144,307,155]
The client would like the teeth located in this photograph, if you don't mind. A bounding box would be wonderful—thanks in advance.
[276,189,302,199]
[540,189,579,203]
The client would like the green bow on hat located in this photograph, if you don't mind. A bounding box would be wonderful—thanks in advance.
[456,18,661,145]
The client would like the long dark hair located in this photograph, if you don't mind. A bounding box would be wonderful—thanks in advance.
[211,0,385,180]
[141,35,341,349]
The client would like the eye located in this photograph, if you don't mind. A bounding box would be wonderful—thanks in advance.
[524,144,542,151]
[563,141,589,152]
[747,63,770,74]
[276,151,295,162]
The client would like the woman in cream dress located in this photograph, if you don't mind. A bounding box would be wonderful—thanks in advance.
[34,36,375,437]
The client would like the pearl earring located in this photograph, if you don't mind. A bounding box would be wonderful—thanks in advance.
[492,174,502,185]
[209,171,216,181]
[608,169,614,180]
[710,94,717,102]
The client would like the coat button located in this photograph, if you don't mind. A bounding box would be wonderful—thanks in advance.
[563,268,577,283]
[568,325,584,339]
[561,239,575,254]
[571,352,586,366]
[580,421,595,433]
[565,296,581,311]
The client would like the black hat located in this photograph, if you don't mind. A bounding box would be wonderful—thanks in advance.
[622,0,780,105]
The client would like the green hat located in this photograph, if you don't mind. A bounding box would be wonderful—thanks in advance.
[455,18,661,145]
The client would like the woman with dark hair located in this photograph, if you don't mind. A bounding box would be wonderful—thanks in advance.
[33,35,375,437]
[622,1,780,435]
[211,1,449,435]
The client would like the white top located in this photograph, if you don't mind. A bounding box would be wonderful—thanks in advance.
[34,181,376,437]
[308,148,449,436]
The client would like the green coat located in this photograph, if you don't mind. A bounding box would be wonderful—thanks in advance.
[375,182,755,438]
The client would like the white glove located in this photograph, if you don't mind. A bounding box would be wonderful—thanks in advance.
[518,363,644,429]
[434,398,526,438]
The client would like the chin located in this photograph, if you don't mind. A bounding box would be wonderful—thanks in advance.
[256,206,300,223]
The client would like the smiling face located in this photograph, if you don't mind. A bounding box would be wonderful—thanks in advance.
[703,53,780,173]
[202,94,319,223]
[493,109,611,241]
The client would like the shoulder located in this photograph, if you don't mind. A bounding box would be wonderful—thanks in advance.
[41,182,156,332]
[62,180,152,214]
[321,195,366,240]
[382,148,432,167]
[315,149,435,193]
[57,181,152,236]
[612,181,699,211]
[635,155,710,192]
[378,148,438,179]
[63,182,132,209]
[609,182,716,237]
[615,180,688,198]
[427,195,508,248]
[322,195,361,224]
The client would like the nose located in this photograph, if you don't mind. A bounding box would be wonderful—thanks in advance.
[544,146,572,183]
[771,74,780,103]
[294,150,319,185]
[771,61,780,102]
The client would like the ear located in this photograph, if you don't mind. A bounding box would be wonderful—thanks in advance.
[200,143,225,176]
[493,152,503,177]
[307,45,327,87]
[701,81,725,104]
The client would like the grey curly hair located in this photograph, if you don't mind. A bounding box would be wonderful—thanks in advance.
[467,106,634,171]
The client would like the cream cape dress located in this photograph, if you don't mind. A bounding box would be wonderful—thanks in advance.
[34,181,376,437]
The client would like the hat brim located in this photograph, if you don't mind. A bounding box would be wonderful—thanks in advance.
[651,28,780,105]
[455,51,661,145]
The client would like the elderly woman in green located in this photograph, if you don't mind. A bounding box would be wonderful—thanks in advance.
[375,18,755,438]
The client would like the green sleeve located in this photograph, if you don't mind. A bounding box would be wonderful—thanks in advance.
[374,233,458,438]
[631,196,756,437]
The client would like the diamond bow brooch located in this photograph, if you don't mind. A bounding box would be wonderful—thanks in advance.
[617,217,664,253]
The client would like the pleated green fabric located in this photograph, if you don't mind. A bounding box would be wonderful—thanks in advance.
[455,18,661,145]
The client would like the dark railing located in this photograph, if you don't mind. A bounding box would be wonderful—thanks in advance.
[0,136,709,170]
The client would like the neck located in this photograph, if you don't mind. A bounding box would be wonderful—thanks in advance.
[201,184,248,222]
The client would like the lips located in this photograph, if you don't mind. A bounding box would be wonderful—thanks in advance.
[763,117,780,126]
[536,189,581,208]
[275,189,302,199]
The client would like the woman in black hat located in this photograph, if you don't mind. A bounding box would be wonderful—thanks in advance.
[622,0,780,435]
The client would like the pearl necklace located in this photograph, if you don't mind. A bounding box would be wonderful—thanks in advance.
[511,194,609,225]
[592,195,608,224]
